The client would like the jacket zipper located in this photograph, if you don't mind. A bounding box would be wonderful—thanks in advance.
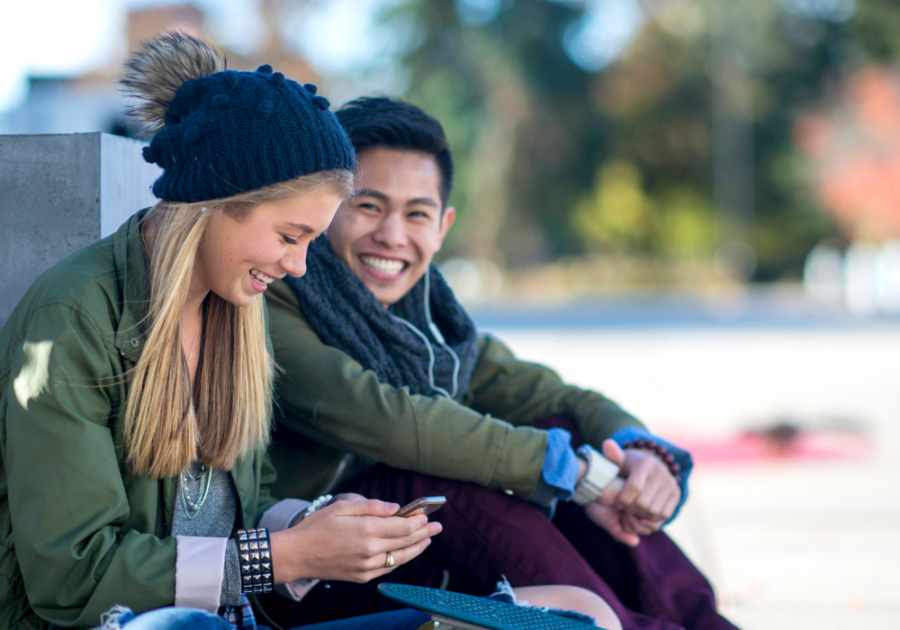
[167,476,178,535]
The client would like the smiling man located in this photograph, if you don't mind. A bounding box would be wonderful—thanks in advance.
[264,97,736,630]
[325,147,453,307]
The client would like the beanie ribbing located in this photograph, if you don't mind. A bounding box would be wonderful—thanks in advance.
[142,65,355,203]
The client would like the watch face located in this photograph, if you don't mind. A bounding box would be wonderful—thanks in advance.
[586,454,620,491]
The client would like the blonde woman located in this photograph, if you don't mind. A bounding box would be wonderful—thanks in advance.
[0,33,619,630]
[0,33,448,630]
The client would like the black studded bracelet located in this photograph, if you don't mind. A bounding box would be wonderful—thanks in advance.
[236,527,273,594]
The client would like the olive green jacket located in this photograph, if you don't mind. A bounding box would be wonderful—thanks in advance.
[0,213,279,629]
[266,279,644,502]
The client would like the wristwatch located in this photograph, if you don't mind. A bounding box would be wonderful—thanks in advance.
[571,445,620,506]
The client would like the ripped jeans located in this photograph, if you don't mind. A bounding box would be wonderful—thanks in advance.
[98,605,430,630]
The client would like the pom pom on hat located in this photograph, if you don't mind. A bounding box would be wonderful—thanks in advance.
[304,83,318,94]
[126,34,354,202]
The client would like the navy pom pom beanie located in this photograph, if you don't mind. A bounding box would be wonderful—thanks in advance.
[143,64,355,203]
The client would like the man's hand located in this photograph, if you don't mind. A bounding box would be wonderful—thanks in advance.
[581,439,679,544]
[583,501,640,547]
[603,445,681,523]
[582,439,639,546]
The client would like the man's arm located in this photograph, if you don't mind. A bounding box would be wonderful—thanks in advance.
[464,333,646,449]
[465,334,693,525]
[266,280,547,499]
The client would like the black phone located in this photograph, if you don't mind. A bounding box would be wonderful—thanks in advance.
[395,496,447,517]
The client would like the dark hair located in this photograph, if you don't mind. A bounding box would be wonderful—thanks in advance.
[336,97,454,205]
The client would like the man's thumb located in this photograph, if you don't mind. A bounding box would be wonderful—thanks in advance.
[614,530,641,547]
[602,439,626,468]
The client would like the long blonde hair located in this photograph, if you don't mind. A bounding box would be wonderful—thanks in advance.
[124,171,352,478]
[119,31,354,477]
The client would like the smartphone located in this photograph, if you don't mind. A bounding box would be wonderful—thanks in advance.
[395,496,447,518]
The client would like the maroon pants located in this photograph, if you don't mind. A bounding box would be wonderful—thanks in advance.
[263,421,738,630]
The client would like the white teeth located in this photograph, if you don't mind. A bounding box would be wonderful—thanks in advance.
[360,255,405,275]
[250,269,274,284]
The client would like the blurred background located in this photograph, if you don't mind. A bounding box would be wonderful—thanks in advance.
[2,0,899,628]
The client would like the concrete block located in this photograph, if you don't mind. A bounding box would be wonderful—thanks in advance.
[0,132,160,326]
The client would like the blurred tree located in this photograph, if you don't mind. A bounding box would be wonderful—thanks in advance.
[374,0,900,280]
[796,67,900,241]
[573,160,656,253]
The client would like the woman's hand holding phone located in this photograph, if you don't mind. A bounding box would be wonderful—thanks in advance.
[394,496,447,518]
[269,494,442,585]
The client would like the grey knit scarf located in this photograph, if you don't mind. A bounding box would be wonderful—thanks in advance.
[285,237,479,401]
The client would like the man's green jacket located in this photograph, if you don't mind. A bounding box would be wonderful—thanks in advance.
[0,213,278,629]
[266,280,645,502]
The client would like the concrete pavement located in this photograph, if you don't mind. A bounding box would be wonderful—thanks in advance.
[492,325,900,630]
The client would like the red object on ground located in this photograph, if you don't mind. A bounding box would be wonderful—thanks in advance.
[672,430,872,464]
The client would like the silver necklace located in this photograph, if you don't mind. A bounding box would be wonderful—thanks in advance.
[180,463,213,519]
[180,313,206,518]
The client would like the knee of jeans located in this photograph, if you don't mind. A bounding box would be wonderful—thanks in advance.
[97,606,231,630]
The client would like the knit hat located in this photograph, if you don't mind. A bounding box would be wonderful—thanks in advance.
[122,34,355,203]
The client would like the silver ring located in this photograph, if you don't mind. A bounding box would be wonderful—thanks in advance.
[385,552,395,568]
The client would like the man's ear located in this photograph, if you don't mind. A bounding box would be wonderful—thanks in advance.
[436,207,456,250]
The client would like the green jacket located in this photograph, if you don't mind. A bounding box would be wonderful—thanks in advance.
[265,279,644,502]
[0,213,279,630]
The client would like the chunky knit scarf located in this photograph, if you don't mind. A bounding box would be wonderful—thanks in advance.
[285,237,479,401]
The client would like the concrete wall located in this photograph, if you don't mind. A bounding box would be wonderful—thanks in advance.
[0,133,160,327]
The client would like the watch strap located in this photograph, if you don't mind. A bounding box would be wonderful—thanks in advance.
[572,445,620,506]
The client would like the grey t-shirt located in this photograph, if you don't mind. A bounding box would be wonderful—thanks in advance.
[171,462,242,606]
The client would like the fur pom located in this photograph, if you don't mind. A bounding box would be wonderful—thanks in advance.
[119,31,225,136]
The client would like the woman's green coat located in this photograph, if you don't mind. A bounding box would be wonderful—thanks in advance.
[0,213,280,629]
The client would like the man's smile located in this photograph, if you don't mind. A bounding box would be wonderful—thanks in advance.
[359,254,408,279]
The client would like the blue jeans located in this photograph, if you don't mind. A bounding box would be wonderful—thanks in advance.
[102,606,430,630]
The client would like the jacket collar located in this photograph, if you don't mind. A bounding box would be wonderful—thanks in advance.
[113,209,151,361]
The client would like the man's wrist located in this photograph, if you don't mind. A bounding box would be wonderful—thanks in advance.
[622,439,681,479]
[576,456,588,484]
[571,445,620,506]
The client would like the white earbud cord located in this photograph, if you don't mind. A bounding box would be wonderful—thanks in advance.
[392,315,452,398]
[390,267,462,399]
[422,267,461,398]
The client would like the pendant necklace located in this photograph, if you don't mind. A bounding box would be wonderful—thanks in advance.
[181,463,213,519]
[181,317,208,519]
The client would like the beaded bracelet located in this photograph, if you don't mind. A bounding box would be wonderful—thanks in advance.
[622,438,681,479]
[237,527,273,594]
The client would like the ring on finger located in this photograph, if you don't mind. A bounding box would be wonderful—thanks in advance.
[384,552,395,568]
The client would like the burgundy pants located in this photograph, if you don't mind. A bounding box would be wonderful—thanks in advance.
[264,420,738,630]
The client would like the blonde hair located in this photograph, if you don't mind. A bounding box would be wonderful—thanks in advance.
[124,171,353,478]
[119,31,354,477]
